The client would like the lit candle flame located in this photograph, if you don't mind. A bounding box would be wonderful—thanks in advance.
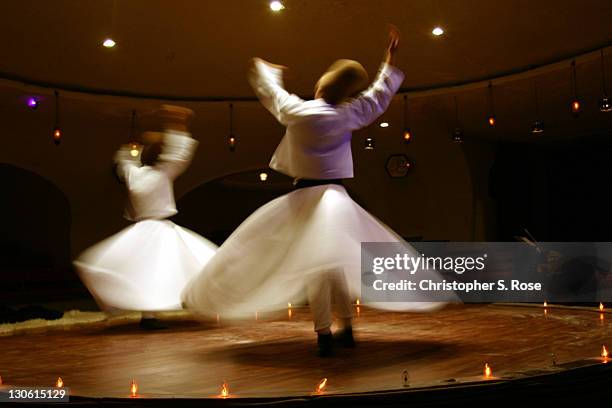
[356,299,360,306]
[602,345,609,360]
[55,377,63,388]
[484,363,492,378]
[543,301,547,307]
[600,302,604,312]
[130,380,138,397]
[220,381,229,398]
[315,378,327,394]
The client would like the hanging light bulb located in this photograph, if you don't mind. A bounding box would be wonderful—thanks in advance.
[228,103,237,152]
[452,96,464,143]
[364,136,375,150]
[452,128,464,143]
[259,172,268,181]
[569,60,582,117]
[128,110,140,157]
[52,90,62,145]
[486,82,497,127]
[531,81,544,135]
[402,94,412,143]
[599,49,612,113]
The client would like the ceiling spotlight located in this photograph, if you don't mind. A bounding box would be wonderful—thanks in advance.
[364,136,375,150]
[102,38,116,48]
[270,1,285,11]
[432,27,444,36]
[259,172,268,182]
[379,122,389,128]
[27,97,39,110]
[531,120,544,135]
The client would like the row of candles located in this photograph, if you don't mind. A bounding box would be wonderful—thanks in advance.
[0,345,607,398]
[224,301,606,323]
[0,301,607,398]
[0,375,327,399]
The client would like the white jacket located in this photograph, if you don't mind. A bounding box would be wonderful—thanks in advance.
[114,131,197,221]
[249,60,404,179]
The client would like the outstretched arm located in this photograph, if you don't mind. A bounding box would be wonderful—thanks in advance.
[155,105,199,180]
[342,25,405,130]
[248,57,305,125]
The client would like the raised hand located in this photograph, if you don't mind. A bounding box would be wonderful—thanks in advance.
[250,57,288,72]
[385,24,400,66]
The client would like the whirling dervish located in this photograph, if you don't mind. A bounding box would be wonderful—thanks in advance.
[74,105,218,329]
[182,26,457,355]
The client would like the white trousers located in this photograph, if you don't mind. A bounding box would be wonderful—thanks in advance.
[306,267,354,331]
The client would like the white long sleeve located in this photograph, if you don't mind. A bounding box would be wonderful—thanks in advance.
[341,63,405,130]
[248,59,305,125]
[251,59,405,180]
[155,131,199,180]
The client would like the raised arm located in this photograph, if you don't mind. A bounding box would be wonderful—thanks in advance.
[248,58,305,125]
[155,105,198,180]
[342,25,405,130]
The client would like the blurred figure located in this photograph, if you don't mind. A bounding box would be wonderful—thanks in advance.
[74,105,217,329]
[183,26,453,356]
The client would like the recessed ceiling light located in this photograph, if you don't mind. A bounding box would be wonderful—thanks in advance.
[379,122,389,128]
[102,38,116,48]
[432,27,444,36]
[270,1,285,11]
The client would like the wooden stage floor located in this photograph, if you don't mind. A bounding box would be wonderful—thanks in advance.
[0,304,610,399]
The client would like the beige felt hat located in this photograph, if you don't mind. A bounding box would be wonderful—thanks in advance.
[316,59,369,105]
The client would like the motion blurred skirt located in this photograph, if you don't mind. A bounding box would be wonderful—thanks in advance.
[74,220,218,312]
[182,184,458,320]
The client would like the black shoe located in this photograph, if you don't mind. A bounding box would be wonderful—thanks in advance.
[139,317,167,330]
[334,327,355,348]
[317,333,334,357]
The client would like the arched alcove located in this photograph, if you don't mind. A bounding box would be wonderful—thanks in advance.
[0,164,72,298]
[174,169,294,245]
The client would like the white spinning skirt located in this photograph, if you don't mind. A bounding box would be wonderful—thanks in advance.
[182,184,456,320]
[74,220,217,312]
